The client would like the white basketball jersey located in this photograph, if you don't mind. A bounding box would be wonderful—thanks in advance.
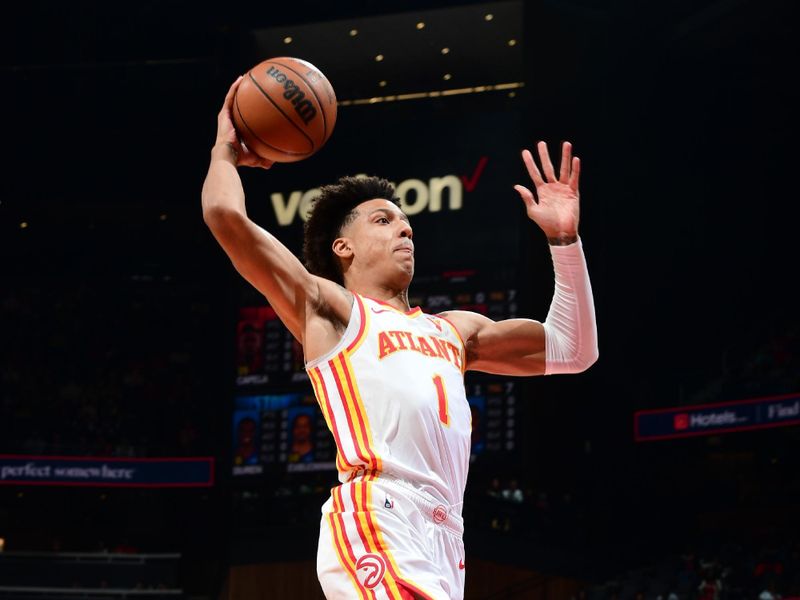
[306,294,471,510]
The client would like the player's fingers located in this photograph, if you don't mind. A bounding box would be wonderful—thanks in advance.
[538,141,558,182]
[260,158,274,170]
[521,149,545,187]
[221,76,243,111]
[239,155,263,168]
[568,157,581,192]
[514,184,537,208]
[559,141,572,183]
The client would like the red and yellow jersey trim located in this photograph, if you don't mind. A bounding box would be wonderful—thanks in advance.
[433,313,467,374]
[328,471,438,600]
[308,294,381,477]
[327,491,372,600]
[309,366,354,472]
[363,295,424,319]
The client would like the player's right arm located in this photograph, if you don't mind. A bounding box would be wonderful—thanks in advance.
[201,77,352,349]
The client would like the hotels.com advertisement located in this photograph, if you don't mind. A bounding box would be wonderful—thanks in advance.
[634,392,800,442]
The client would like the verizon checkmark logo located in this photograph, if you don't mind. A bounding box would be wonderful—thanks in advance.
[460,156,488,192]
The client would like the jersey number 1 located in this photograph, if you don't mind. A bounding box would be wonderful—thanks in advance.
[432,374,450,427]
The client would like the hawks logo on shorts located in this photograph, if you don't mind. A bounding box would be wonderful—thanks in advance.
[355,553,386,589]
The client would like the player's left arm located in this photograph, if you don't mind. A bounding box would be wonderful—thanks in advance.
[440,141,598,376]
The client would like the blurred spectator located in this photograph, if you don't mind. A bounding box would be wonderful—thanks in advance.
[587,536,798,600]
[486,477,502,499]
[502,479,524,503]
[0,281,216,458]
[759,580,780,600]
[697,571,723,600]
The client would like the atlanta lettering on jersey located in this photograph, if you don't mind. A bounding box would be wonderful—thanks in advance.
[377,330,463,370]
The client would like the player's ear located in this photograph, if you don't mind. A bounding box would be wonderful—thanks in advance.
[332,237,353,259]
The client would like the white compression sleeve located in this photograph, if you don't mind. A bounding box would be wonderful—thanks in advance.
[541,238,599,375]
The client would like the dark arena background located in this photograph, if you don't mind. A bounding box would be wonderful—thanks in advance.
[2,1,798,598]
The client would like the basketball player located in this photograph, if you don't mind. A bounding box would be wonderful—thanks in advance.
[203,78,598,600]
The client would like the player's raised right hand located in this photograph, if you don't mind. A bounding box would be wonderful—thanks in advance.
[216,76,274,170]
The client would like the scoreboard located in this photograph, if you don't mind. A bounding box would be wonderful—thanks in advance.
[231,266,523,477]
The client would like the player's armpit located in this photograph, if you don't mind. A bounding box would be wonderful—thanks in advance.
[205,212,353,357]
[302,279,355,363]
[204,210,314,340]
[438,311,548,376]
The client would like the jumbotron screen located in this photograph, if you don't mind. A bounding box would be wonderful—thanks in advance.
[231,383,518,477]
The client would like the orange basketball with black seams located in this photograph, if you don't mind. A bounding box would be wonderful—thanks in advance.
[232,57,337,163]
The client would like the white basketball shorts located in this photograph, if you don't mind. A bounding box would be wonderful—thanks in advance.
[317,473,465,600]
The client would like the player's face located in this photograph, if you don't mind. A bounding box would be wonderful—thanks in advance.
[341,198,414,284]
[238,328,261,353]
[238,419,255,444]
[293,414,312,442]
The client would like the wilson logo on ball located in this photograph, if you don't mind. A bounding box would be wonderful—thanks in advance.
[266,66,317,124]
[355,553,386,589]
[232,56,336,163]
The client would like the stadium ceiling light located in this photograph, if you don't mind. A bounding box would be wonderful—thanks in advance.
[337,81,525,106]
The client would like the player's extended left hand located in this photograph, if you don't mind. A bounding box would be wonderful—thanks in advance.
[514,141,581,242]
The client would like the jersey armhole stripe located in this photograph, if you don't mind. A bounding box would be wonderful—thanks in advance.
[434,314,467,373]
[305,294,363,369]
[345,294,370,353]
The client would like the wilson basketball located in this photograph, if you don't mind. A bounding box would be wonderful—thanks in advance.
[232,57,337,163]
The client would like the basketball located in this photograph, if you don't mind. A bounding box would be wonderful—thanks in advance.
[232,57,337,163]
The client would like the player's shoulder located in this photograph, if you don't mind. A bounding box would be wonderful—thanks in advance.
[436,309,493,325]
[434,309,493,342]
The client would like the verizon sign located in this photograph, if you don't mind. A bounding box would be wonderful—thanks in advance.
[269,157,489,226]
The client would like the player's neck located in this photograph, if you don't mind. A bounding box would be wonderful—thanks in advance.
[346,280,410,312]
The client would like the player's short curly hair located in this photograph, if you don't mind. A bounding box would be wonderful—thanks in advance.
[303,175,399,286]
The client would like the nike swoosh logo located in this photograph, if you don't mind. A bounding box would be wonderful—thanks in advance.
[370,307,392,314]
